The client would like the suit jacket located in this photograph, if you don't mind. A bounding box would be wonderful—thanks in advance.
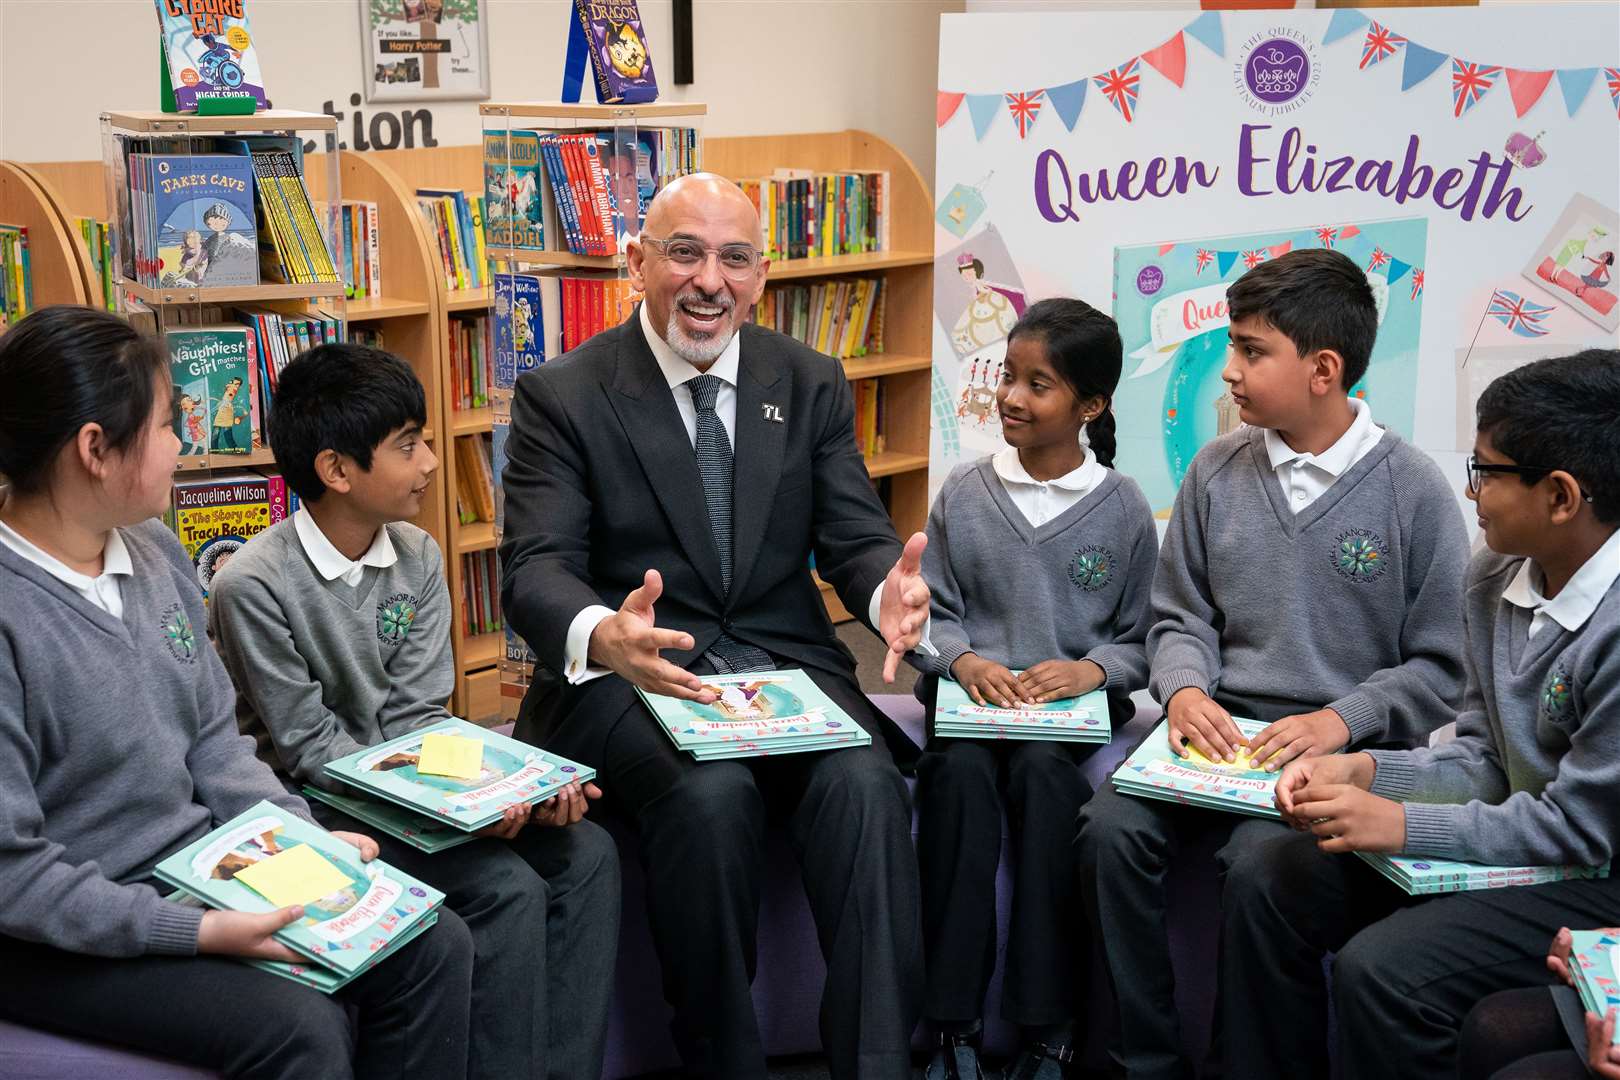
[499,311,907,765]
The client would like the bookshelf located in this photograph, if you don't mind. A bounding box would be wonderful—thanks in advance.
[703,129,935,622]
[0,161,97,314]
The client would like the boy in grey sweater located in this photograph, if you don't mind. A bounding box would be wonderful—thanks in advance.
[209,344,619,1080]
[1225,350,1620,1080]
[1076,249,1470,1080]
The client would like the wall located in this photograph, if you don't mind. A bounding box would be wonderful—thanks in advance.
[0,0,960,178]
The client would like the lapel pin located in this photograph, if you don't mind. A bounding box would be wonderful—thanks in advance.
[760,402,785,423]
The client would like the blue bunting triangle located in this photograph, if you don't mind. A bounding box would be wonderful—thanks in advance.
[1183,11,1224,58]
[1557,67,1600,117]
[1047,78,1088,131]
[1385,257,1412,285]
[1217,250,1239,277]
[1324,8,1370,46]
[1400,42,1448,92]
[967,93,1002,140]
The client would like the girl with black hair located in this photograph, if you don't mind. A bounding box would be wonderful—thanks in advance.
[0,306,473,1079]
[915,298,1159,1080]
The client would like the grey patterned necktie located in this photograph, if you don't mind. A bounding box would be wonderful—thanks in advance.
[687,374,773,674]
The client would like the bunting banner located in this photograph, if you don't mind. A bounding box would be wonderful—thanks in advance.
[1095,58,1143,122]
[1006,91,1044,139]
[1451,59,1503,118]
[1360,22,1406,70]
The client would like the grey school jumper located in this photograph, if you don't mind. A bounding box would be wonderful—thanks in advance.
[923,459,1157,691]
[209,516,454,790]
[0,519,308,957]
[1367,546,1620,865]
[1148,424,1469,740]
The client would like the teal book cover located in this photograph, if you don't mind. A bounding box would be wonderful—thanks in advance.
[323,717,596,831]
[1111,217,1427,515]
[154,800,443,977]
[1112,716,1278,818]
[483,131,546,252]
[1357,853,1610,896]
[166,325,256,455]
[302,787,478,854]
[935,679,1109,740]
[1571,930,1620,1038]
[637,669,869,756]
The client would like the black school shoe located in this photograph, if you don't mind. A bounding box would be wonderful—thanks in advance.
[925,1022,988,1080]
[1003,1039,1075,1080]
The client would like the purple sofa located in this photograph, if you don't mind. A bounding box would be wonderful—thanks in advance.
[1,692,1228,1080]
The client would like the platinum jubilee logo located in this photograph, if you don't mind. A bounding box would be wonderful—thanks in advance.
[1235,28,1319,115]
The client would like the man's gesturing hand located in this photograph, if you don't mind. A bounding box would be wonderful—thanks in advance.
[588,569,717,703]
[879,532,930,683]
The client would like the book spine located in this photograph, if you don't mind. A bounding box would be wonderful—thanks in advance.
[580,137,616,257]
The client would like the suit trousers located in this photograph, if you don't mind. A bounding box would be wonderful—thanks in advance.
[916,735,1097,1028]
[1221,827,1620,1080]
[0,907,473,1080]
[311,802,620,1080]
[598,658,924,1080]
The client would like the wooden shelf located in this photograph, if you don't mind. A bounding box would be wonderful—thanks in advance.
[461,632,502,670]
[842,353,932,379]
[175,447,276,473]
[446,287,492,312]
[506,251,626,272]
[766,251,932,281]
[456,520,497,554]
[123,279,346,306]
[864,451,929,478]
[481,102,707,121]
[348,295,431,320]
[101,110,338,134]
[450,407,494,435]
[0,161,95,311]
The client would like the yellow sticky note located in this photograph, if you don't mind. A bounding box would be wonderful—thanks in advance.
[233,843,354,909]
[417,732,484,780]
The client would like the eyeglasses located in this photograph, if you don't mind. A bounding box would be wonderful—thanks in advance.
[641,236,763,280]
[1465,454,1593,502]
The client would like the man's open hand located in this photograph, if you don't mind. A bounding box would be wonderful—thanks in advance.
[878,532,930,683]
[589,570,716,703]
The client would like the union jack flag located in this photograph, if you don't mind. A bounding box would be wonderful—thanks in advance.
[1607,67,1620,117]
[1360,22,1406,70]
[1410,268,1425,301]
[1242,249,1266,270]
[1367,247,1389,272]
[1005,91,1045,139]
[1095,59,1141,122]
[1316,226,1338,248]
[1487,289,1554,337]
[1452,59,1503,118]
[1195,248,1214,274]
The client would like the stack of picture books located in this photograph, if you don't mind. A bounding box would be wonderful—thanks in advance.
[0,223,31,330]
[308,718,597,850]
[1570,929,1620,1036]
[754,278,885,360]
[738,170,889,262]
[1356,853,1611,895]
[1111,717,1280,818]
[416,188,486,291]
[934,680,1111,744]
[155,801,443,989]
[339,201,382,300]
[637,670,872,761]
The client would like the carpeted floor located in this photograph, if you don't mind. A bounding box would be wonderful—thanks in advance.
[835,617,922,697]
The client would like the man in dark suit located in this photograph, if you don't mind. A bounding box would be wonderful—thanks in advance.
[500,174,931,1079]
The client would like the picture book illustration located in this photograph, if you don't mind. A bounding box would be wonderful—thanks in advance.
[642,670,856,740]
[483,131,545,252]
[935,680,1104,726]
[148,155,259,288]
[166,327,256,455]
[1521,192,1619,334]
[935,224,1029,360]
[574,0,658,104]
[1112,218,1427,514]
[1113,716,1281,818]
[156,0,269,111]
[493,273,543,388]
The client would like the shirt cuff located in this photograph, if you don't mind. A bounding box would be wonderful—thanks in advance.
[1327,691,1383,745]
[1365,749,1418,800]
[867,582,936,657]
[564,605,617,685]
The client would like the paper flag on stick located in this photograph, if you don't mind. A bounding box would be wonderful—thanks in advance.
[418,732,484,780]
[1324,8,1371,47]
[967,94,1002,140]
[233,844,354,909]
[1183,11,1224,58]
[1556,68,1599,117]
[1046,78,1088,131]
[937,91,965,127]
[1400,42,1449,92]
[1141,32,1187,88]
[1506,69,1555,118]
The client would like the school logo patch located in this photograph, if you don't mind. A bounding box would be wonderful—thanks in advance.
[1540,663,1574,725]
[159,603,197,664]
[1332,528,1389,583]
[376,593,418,647]
[1068,545,1116,592]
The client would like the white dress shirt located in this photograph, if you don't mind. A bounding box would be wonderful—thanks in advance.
[0,519,132,618]
[293,507,398,587]
[1263,397,1385,512]
[562,308,924,683]
[1502,525,1620,641]
[991,442,1106,527]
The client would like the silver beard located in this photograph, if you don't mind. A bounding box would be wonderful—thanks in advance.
[664,290,735,366]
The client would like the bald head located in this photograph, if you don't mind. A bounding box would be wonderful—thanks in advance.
[644,172,763,248]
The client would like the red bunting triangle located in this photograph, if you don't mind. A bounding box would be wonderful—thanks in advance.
[1140,32,1188,88]
[1338,225,1362,242]
[1269,241,1293,259]
[937,91,966,127]
[1505,69,1554,118]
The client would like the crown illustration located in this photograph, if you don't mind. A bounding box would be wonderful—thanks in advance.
[957,252,978,268]
[1251,48,1304,94]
